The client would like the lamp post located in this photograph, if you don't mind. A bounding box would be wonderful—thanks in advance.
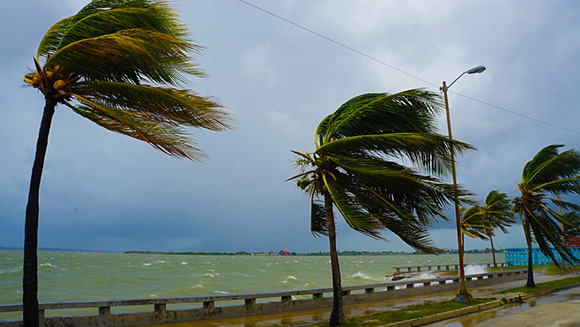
[440,65,485,303]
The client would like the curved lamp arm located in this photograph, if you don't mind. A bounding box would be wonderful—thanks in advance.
[444,65,486,91]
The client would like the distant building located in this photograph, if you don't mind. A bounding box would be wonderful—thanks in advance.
[278,250,290,256]
[505,242,580,266]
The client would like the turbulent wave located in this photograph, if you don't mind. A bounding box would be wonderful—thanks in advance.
[212,290,229,294]
[350,271,376,281]
[281,275,297,283]
[188,284,205,290]
[465,264,487,275]
[203,272,219,278]
[39,262,56,268]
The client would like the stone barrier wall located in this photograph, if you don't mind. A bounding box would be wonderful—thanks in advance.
[0,269,527,327]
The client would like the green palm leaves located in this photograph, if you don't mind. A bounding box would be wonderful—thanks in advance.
[461,190,514,239]
[290,89,473,325]
[291,89,473,252]
[23,0,232,160]
[460,190,514,266]
[513,144,580,270]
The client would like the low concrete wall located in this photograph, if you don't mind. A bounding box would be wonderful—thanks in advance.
[0,269,527,327]
[393,263,509,274]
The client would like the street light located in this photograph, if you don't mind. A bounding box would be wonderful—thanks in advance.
[440,65,486,303]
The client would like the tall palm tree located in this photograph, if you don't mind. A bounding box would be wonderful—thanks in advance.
[479,190,515,267]
[289,90,472,326]
[512,144,580,287]
[22,1,232,326]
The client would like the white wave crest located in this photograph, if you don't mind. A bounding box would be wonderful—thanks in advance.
[281,275,297,283]
[350,271,374,280]
[465,264,487,275]
[203,272,219,278]
[40,263,56,268]
[188,284,205,290]
[212,290,229,294]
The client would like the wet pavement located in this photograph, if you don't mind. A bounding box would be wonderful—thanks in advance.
[424,286,580,327]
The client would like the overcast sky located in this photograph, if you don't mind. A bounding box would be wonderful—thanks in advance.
[1,0,579,253]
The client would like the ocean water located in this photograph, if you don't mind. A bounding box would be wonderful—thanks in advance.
[0,250,501,306]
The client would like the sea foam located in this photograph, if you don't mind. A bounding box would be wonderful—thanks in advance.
[465,264,487,275]
[350,271,375,281]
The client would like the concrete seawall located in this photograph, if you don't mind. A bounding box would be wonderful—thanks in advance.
[0,269,527,327]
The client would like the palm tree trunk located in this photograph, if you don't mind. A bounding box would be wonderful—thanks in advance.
[523,214,535,287]
[489,233,496,268]
[457,232,471,299]
[324,193,344,326]
[24,98,57,327]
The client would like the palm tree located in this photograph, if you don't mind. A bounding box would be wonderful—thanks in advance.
[22,1,232,326]
[512,144,580,287]
[289,90,472,326]
[478,190,515,267]
[459,205,492,249]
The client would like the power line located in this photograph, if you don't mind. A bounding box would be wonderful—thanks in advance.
[237,0,580,136]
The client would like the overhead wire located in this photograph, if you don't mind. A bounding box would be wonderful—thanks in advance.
[237,0,580,136]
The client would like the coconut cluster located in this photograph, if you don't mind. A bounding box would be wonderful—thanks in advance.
[31,65,74,101]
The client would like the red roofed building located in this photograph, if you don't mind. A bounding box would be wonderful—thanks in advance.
[278,250,290,256]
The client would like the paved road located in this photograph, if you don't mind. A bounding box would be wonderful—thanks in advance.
[425,286,580,327]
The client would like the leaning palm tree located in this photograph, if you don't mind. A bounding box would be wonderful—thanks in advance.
[459,205,492,252]
[512,144,580,287]
[22,1,232,326]
[479,190,515,267]
[289,90,472,326]
[460,206,491,239]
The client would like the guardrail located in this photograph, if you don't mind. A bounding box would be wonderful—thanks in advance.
[393,262,510,274]
[0,269,527,327]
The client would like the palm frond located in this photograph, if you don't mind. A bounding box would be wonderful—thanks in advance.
[37,16,74,60]
[527,209,579,265]
[323,174,385,240]
[75,81,231,130]
[46,28,195,85]
[71,95,203,160]
[58,6,188,48]
[551,198,580,212]
[310,199,329,237]
[320,90,443,144]
[315,113,332,149]
[528,149,580,192]
[317,132,473,176]
[561,212,580,237]
[460,206,492,240]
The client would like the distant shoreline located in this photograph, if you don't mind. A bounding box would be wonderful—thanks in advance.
[0,247,504,256]
[124,249,504,256]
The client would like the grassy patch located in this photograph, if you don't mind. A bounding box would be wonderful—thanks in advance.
[307,298,496,327]
[494,275,580,294]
